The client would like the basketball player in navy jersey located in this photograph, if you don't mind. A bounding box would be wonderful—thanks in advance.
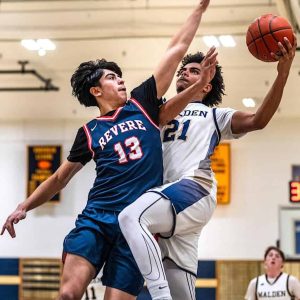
[119,35,297,299]
[0,1,218,300]
[245,246,300,300]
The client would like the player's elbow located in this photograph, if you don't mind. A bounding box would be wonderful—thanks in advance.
[252,119,268,131]
[52,172,69,190]
[159,116,170,127]
[158,110,171,127]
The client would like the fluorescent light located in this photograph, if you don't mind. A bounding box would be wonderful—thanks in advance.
[38,48,46,56]
[203,35,236,48]
[242,98,256,108]
[203,36,220,48]
[37,39,56,51]
[21,39,39,51]
[219,35,236,47]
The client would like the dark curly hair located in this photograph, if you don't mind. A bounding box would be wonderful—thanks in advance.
[177,52,225,107]
[264,246,285,262]
[71,59,122,107]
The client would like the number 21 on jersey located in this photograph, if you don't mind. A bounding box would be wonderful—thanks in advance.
[163,120,191,142]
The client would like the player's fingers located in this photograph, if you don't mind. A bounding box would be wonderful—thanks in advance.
[3,221,15,238]
[283,37,292,51]
[293,34,297,48]
[205,53,218,68]
[209,52,218,62]
[270,52,279,60]
[0,225,6,235]
[7,223,16,238]
[278,42,287,56]
[204,46,216,59]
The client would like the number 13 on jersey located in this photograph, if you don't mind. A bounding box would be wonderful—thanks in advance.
[114,136,143,164]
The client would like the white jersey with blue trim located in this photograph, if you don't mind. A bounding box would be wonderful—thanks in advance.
[161,102,241,191]
[245,273,300,300]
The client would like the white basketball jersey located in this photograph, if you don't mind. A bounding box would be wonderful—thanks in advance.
[256,273,294,299]
[161,102,241,191]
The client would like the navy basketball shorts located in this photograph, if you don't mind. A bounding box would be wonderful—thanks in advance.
[63,210,144,296]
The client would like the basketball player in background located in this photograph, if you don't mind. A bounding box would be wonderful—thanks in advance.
[0,1,216,300]
[245,246,300,300]
[119,34,297,299]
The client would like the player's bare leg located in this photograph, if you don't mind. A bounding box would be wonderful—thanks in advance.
[58,253,96,300]
[104,287,136,300]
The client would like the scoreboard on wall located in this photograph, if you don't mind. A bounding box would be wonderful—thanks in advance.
[211,143,231,204]
[290,181,300,203]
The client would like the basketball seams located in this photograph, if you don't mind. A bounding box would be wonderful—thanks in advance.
[247,28,259,57]
[257,16,271,58]
[269,15,280,44]
[246,27,293,47]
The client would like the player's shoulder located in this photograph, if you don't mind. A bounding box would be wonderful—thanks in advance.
[287,273,299,282]
[84,118,98,131]
[85,118,97,126]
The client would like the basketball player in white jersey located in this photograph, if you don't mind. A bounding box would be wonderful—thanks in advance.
[118,35,297,300]
[245,246,300,300]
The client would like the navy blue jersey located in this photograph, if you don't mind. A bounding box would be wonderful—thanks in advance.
[68,76,163,214]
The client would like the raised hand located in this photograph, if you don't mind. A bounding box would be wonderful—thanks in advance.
[271,34,297,75]
[199,0,211,13]
[1,205,27,238]
[197,46,218,87]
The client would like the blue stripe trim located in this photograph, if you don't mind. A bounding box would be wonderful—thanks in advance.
[205,130,219,160]
[212,108,220,143]
[161,179,209,214]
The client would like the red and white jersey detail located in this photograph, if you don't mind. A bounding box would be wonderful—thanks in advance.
[130,98,160,130]
[83,124,95,158]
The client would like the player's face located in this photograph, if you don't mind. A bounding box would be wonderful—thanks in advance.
[176,62,202,93]
[264,249,283,271]
[98,69,127,105]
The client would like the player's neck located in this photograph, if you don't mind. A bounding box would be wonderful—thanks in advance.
[190,96,203,103]
[98,99,126,116]
[266,269,281,278]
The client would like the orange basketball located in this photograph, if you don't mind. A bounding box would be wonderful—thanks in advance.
[246,14,294,62]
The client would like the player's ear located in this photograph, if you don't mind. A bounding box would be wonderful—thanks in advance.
[203,83,212,94]
[90,86,103,97]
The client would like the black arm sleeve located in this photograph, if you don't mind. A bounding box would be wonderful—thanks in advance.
[67,127,92,165]
[130,76,161,125]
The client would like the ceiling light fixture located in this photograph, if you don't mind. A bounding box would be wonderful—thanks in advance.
[203,36,220,48]
[219,35,236,47]
[202,35,236,48]
[242,98,256,108]
[21,39,56,56]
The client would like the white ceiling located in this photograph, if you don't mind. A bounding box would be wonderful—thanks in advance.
[0,0,299,120]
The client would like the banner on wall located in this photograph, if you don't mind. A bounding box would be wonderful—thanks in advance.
[211,143,231,205]
[27,145,61,202]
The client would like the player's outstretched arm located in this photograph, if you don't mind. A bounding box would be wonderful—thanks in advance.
[0,160,82,238]
[231,34,297,134]
[159,47,218,125]
[154,0,210,99]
